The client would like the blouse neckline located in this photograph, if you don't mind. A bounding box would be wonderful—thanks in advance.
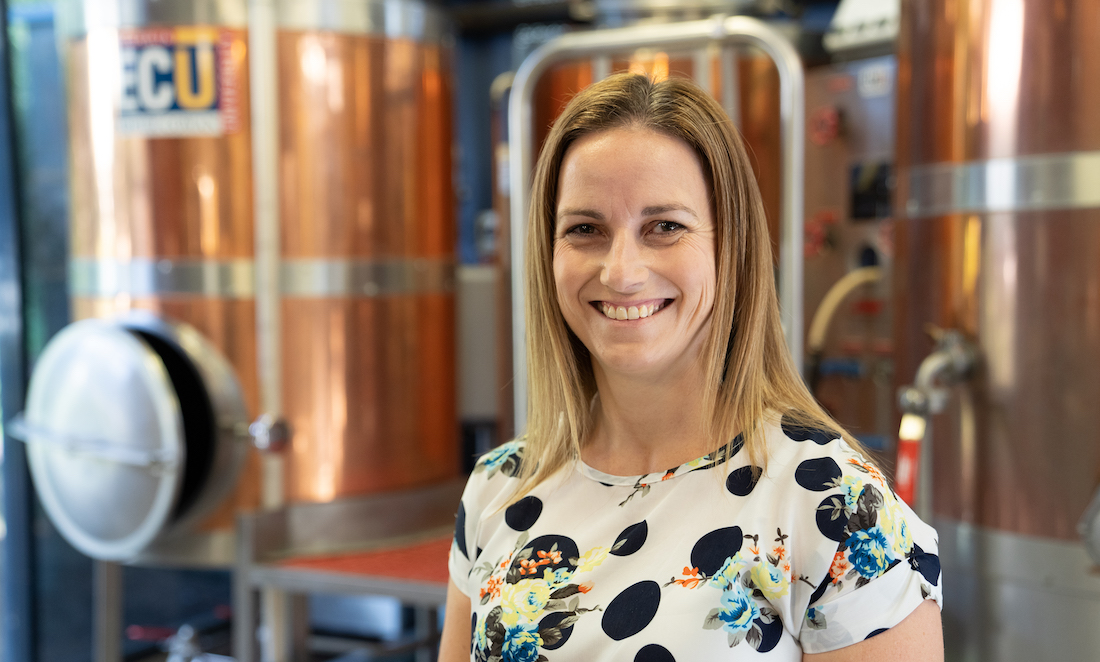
[575,435,742,486]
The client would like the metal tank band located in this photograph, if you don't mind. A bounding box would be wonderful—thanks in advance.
[77,0,248,32]
[903,151,1100,219]
[274,0,446,42]
[69,258,454,298]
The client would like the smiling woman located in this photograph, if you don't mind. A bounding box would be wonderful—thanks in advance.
[440,73,943,661]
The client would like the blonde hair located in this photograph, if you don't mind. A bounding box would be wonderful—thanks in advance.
[517,73,860,496]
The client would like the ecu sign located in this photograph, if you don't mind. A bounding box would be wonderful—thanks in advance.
[118,27,243,137]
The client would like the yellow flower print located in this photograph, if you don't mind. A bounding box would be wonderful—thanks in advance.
[575,547,610,574]
[881,500,912,556]
[501,579,552,620]
[749,560,790,600]
[542,567,574,587]
[840,475,866,510]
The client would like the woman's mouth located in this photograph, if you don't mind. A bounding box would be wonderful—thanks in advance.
[596,300,670,321]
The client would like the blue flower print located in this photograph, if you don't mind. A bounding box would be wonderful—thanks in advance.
[718,585,760,635]
[845,526,893,579]
[483,445,512,470]
[708,555,745,590]
[475,440,524,479]
[502,621,543,662]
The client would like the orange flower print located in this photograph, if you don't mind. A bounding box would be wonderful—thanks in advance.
[661,470,676,481]
[848,457,887,487]
[537,549,563,564]
[829,550,850,584]
[479,575,503,600]
[772,546,786,560]
[666,566,707,589]
[578,581,593,594]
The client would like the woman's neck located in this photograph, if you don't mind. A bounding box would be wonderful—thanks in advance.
[581,362,715,476]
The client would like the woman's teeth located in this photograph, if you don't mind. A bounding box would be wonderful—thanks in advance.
[599,301,665,320]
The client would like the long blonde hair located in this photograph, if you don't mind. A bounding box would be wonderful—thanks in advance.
[518,72,858,496]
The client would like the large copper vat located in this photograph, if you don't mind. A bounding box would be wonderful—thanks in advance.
[54,0,457,566]
[274,0,457,503]
[894,0,1100,657]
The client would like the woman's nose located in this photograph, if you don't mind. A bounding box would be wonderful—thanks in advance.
[600,234,648,293]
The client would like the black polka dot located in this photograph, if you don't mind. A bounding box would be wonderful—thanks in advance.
[756,615,784,652]
[726,466,761,496]
[505,496,543,531]
[453,501,468,559]
[469,613,477,653]
[808,576,830,606]
[690,527,743,576]
[634,643,675,662]
[796,457,843,491]
[611,521,648,557]
[602,581,661,640]
[865,628,889,639]
[816,496,849,543]
[781,413,838,445]
[509,535,579,581]
[909,543,941,586]
[538,611,576,650]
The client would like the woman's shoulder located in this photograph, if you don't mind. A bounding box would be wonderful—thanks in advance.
[471,437,529,480]
[758,411,886,482]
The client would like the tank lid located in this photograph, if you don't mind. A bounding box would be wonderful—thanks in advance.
[22,319,185,561]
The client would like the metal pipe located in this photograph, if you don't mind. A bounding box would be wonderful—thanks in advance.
[248,0,285,511]
[508,15,804,431]
[93,560,123,662]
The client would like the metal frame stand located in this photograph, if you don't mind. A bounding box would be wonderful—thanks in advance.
[507,15,806,430]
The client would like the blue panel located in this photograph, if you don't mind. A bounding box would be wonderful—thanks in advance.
[0,2,36,660]
[453,31,514,264]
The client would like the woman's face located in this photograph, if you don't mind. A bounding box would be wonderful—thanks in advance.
[553,126,717,381]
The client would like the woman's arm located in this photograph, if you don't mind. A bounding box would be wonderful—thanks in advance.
[803,600,943,662]
[438,578,473,662]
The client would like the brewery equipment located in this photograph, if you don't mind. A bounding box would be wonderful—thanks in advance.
[893,0,1100,657]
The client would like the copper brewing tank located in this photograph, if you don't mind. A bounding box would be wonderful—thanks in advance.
[894,0,1100,657]
[274,1,457,503]
[67,0,261,563]
[66,0,457,566]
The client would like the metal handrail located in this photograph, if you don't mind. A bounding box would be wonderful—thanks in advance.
[507,15,805,431]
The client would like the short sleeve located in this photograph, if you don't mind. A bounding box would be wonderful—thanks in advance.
[448,440,526,598]
[797,450,942,654]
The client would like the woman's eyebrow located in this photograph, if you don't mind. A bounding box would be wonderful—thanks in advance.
[557,204,698,222]
[556,208,606,223]
[641,203,698,218]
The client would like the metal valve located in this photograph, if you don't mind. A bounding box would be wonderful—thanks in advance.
[1079,487,1100,566]
[248,413,291,452]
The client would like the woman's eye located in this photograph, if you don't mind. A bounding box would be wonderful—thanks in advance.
[566,223,598,236]
[653,221,684,234]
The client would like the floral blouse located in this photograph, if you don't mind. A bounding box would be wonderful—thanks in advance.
[448,414,942,661]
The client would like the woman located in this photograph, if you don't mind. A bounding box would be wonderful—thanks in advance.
[441,73,942,661]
